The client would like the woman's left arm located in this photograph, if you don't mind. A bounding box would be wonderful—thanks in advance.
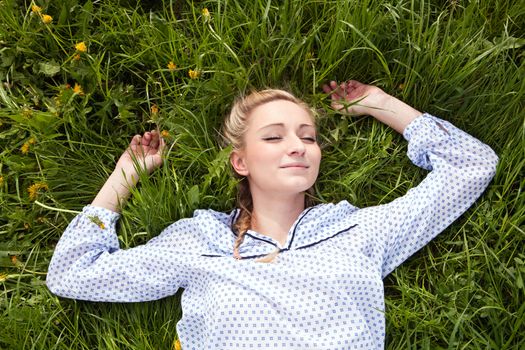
[322,80,421,133]
[324,81,499,277]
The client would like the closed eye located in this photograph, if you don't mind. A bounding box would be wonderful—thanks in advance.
[301,137,317,143]
[262,136,282,141]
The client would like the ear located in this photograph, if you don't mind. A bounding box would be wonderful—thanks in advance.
[230,150,249,176]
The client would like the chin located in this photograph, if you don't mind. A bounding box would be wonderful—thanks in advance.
[280,179,316,194]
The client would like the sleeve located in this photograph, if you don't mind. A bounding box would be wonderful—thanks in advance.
[46,205,202,302]
[358,113,498,278]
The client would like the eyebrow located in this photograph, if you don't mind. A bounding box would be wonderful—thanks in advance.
[257,123,316,132]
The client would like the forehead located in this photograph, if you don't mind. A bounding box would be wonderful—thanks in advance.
[248,99,314,129]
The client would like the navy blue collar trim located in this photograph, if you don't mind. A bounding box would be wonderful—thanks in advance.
[287,206,315,249]
[295,224,358,250]
[201,224,358,259]
[230,206,315,245]
[245,233,277,247]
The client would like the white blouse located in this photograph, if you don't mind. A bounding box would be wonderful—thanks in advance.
[47,114,498,349]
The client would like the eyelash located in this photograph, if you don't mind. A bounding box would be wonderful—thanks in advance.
[262,136,316,143]
[262,136,282,141]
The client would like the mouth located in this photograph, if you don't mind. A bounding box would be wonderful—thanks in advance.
[280,163,309,169]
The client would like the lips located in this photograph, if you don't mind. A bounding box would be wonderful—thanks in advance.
[280,162,309,168]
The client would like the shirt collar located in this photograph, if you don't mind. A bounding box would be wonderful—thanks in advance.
[193,201,359,259]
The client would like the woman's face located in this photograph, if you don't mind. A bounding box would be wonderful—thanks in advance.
[230,99,321,198]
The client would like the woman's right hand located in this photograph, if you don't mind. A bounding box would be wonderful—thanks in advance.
[91,130,166,212]
[115,130,165,178]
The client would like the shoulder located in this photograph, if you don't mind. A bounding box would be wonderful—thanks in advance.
[290,201,360,247]
[152,208,238,254]
[192,207,238,227]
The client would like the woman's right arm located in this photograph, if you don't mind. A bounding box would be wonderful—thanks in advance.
[92,130,164,213]
[46,130,188,302]
[46,205,202,302]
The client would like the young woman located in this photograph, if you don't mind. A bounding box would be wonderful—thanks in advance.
[47,80,498,349]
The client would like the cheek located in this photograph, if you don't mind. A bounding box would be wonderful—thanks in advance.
[246,144,279,166]
[311,147,322,167]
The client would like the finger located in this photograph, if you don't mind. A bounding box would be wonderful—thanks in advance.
[322,84,332,94]
[131,134,141,146]
[129,143,139,156]
[329,80,339,90]
[158,134,166,153]
[142,132,152,146]
[346,80,361,90]
[343,82,355,97]
[150,131,160,149]
[331,93,343,101]
[339,82,348,97]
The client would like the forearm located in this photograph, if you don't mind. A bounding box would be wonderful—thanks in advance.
[91,167,138,213]
[367,94,422,134]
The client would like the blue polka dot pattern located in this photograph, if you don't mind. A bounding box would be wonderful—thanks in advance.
[47,114,498,349]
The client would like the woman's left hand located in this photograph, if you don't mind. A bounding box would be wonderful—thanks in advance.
[322,80,387,116]
[323,80,422,134]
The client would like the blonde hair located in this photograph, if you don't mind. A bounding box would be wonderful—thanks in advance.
[222,89,317,263]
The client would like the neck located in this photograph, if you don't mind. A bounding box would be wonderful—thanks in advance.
[249,190,306,247]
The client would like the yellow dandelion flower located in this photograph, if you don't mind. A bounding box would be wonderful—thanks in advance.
[0,176,4,187]
[73,83,84,95]
[151,104,159,114]
[22,108,33,118]
[75,41,87,52]
[21,142,30,155]
[27,185,37,200]
[188,69,200,79]
[0,273,8,283]
[42,14,53,24]
[31,5,42,14]
[28,137,36,145]
[28,184,38,198]
[73,54,81,61]
[173,339,182,350]
[11,255,23,268]
[167,61,177,71]
[28,182,48,201]
[202,8,210,19]
[161,130,170,138]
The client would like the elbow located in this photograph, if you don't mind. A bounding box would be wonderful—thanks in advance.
[46,261,75,298]
[46,269,65,297]
[486,148,499,182]
[471,148,499,190]
[46,280,60,297]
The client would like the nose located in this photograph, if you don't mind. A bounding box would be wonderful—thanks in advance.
[287,135,306,156]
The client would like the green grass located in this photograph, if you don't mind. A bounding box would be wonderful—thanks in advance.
[0,0,523,348]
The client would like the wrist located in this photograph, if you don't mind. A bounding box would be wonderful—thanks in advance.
[112,165,139,186]
[91,170,135,213]
[366,92,393,116]
[369,95,422,134]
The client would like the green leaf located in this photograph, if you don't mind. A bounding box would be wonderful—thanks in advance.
[188,185,200,206]
[37,61,61,77]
